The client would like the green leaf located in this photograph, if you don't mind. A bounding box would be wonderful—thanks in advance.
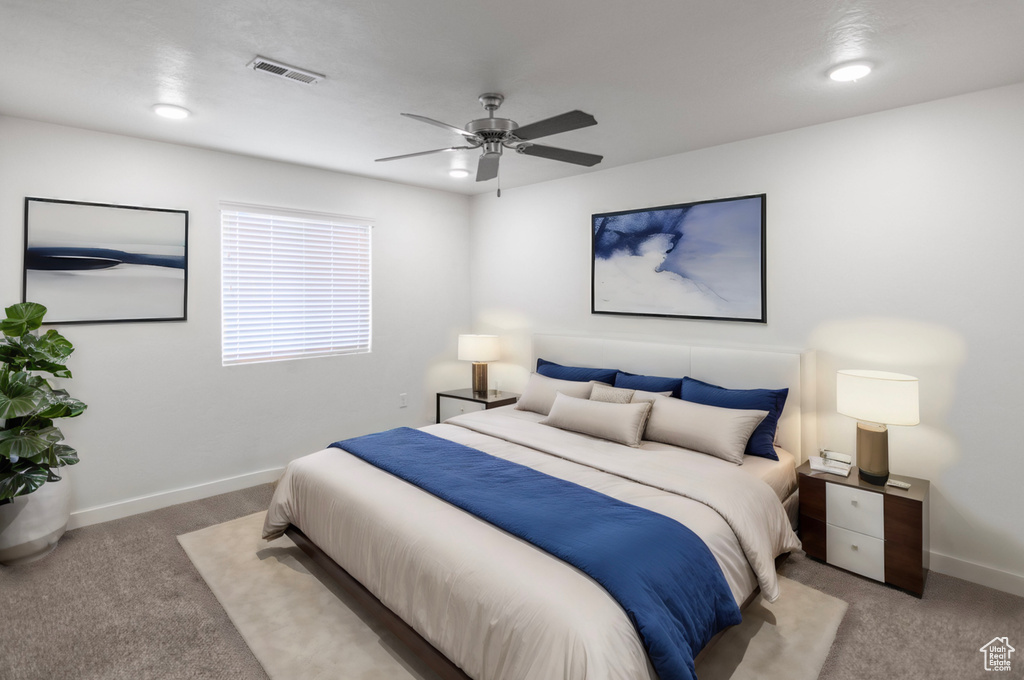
[0,374,46,419]
[0,426,62,462]
[22,330,74,375]
[28,361,71,379]
[50,444,79,467]
[36,329,73,360]
[20,371,48,389]
[33,426,63,445]
[36,390,87,419]
[40,443,78,468]
[5,370,50,395]
[1,302,47,337]
[0,460,49,500]
[0,344,26,367]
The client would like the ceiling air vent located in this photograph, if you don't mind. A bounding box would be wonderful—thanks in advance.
[247,56,324,85]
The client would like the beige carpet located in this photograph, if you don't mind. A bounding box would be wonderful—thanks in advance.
[179,512,846,680]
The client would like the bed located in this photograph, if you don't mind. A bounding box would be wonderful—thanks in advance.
[263,336,806,680]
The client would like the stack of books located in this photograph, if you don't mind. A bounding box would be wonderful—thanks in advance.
[809,449,852,476]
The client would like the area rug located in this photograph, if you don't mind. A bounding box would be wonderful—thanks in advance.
[179,512,846,680]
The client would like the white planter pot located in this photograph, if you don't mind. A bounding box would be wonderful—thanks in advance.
[0,471,71,566]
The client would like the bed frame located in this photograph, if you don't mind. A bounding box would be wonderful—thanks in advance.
[287,524,771,678]
[284,336,810,679]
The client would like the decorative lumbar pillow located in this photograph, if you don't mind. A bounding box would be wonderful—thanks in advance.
[631,390,673,403]
[680,377,789,461]
[590,383,635,404]
[613,371,684,398]
[515,373,598,416]
[542,393,653,447]
[536,358,619,384]
[644,395,768,464]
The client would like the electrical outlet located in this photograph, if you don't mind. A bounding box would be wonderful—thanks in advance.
[399,393,408,408]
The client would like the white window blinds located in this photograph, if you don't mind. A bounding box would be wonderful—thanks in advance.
[221,204,372,366]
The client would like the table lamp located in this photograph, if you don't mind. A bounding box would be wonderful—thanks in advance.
[836,369,919,485]
[458,334,500,395]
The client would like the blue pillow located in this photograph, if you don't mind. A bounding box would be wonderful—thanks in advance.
[680,377,788,461]
[536,358,618,384]
[613,372,683,398]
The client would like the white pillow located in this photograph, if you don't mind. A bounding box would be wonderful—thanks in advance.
[515,373,598,416]
[644,395,768,464]
[590,383,635,404]
[541,393,653,447]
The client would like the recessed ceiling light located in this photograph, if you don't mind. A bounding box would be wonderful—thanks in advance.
[449,168,470,178]
[152,104,191,119]
[828,62,873,82]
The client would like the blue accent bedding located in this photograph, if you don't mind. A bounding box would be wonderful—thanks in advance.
[329,427,741,680]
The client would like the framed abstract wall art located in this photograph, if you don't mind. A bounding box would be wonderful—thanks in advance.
[591,193,766,323]
[23,197,189,324]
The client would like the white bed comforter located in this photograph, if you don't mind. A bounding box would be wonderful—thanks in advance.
[263,407,801,680]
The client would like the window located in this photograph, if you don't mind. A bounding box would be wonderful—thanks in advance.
[221,204,372,366]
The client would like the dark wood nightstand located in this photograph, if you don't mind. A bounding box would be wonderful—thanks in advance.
[436,389,519,424]
[798,461,930,596]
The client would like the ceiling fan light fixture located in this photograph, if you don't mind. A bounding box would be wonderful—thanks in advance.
[152,103,190,119]
[828,61,873,82]
[376,94,603,183]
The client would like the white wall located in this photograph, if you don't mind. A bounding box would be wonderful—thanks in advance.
[470,83,1024,595]
[0,117,471,523]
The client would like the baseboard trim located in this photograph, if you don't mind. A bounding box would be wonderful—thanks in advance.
[67,469,1024,598]
[67,467,284,530]
[929,550,1024,597]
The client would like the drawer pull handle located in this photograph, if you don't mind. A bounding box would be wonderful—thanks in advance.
[851,545,859,551]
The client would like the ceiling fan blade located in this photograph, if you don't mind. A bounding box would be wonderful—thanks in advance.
[375,146,474,162]
[476,153,500,182]
[517,144,603,167]
[513,110,597,141]
[401,113,478,140]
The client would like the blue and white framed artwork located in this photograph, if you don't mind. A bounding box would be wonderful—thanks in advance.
[592,194,766,322]
[23,197,188,324]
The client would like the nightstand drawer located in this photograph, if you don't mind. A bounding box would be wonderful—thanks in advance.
[826,484,884,539]
[827,524,884,582]
[437,396,486,422]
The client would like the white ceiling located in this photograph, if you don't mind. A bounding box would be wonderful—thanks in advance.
[2,0,1022,195]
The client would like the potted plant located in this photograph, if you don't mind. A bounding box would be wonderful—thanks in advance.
[0,302,86,565]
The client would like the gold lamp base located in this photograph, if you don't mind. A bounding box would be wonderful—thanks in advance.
[471,362,489,395]
[856,421,889,485]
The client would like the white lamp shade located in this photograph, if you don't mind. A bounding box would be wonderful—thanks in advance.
[458,334,500,363]
[837,369,919,426]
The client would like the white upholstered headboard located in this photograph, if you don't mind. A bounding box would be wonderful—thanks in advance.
[532,334,810,462]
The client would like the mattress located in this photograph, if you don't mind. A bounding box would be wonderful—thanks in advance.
[742,446,798,502]
[264,407,800,680]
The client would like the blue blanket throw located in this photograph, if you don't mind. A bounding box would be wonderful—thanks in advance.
[330,427,741,680]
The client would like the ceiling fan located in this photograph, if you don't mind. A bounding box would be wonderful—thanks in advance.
[375,93,603,184]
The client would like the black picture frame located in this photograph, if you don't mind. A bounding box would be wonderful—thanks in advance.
[23,197,189,324]
[591,193,766,323]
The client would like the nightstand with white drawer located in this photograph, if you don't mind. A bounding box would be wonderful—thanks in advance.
[436,389,519,423]
[798,461,929,596]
